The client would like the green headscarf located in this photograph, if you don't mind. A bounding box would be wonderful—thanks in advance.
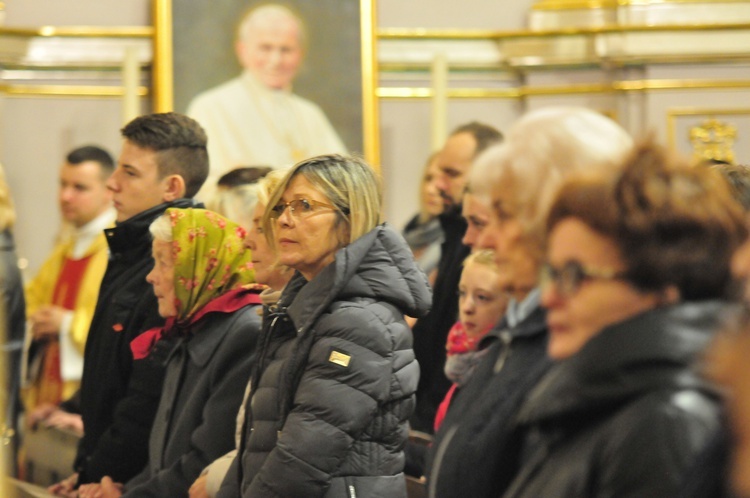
[166,208,255,322]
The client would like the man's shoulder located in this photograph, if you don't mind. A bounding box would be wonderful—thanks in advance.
[187,77,245,109]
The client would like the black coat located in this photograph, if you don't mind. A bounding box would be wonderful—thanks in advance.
[411,204,469,433]
[0,229,25,437]
[220,224,432,498]
[76,199,198,484]
[504,301,728,498]
[123,304,261,497]
[427,304,551,498]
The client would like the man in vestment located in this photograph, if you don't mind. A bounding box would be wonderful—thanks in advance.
[187,3,346,200]
[23,146,115,431]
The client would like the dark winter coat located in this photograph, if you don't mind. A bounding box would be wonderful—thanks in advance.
[123,304,261,497]
[411,204,469,433]
[76,199,198,484]
[219,223,432,498]
[504,301,728,498]
[427,304,551,498]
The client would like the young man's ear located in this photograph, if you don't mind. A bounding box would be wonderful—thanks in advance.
[162,175,186,202]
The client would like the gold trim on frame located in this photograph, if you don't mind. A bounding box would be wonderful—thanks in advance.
[361,0,380,169]
[152,0,173,112]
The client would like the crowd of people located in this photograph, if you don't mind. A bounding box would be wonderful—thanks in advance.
[1,10,750,497]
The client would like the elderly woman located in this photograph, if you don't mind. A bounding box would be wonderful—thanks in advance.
[502,140,746,497]
[189,171,292,498]
[81,208,261,498]
[216,154,432,498]
[427,107,633,498]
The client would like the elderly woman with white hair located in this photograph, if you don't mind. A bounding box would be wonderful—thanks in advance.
[427,107,633,498]
[217,154,431,498]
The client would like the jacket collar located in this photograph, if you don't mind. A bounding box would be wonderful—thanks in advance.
[518,300,732,426]
[104,199,199,256]
[283,223,433,335]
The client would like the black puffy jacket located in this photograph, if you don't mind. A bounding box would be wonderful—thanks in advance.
[504,301,730,498]
[230,224,432,498]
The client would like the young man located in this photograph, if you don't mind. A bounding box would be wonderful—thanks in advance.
[50,112,209,496]
[24,146,115,432]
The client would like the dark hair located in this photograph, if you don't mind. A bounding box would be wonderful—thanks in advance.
[710,163,750,211]
[66,145,115,179]
[450,121,503,158]
[217,166,273,188]
[120,112,209,198]
[548,139,748,300]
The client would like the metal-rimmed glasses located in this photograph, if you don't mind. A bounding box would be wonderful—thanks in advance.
[269,198,348,219]
[540,261,628,298]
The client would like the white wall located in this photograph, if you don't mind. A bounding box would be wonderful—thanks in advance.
[3,0,749,275]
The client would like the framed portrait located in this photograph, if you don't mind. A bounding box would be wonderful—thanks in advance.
[160,0,376,162]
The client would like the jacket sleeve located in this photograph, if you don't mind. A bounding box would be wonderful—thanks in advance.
[597,393,720,498]
[123,317,258,498]
[246,304,401,497]
[77,300,166,484]
[79,345,166,483]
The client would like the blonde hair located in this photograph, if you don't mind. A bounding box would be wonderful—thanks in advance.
[0,164,16,230]
[463,249,500,272]
[262,154,381,249]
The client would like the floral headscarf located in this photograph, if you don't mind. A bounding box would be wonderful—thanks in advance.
[167,208,255,321]
[131,208,258,359]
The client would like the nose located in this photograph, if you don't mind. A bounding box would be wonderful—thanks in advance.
[60,186,73,202]
[276,205,294,227]
[244,232,257,250]
[106,170,120,192]
[461,295,475,315]
[146,267,156,285]
[540,281,562,309]
[462,226,476,249]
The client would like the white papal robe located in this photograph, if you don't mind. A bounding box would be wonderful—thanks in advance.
[187,71,347,200]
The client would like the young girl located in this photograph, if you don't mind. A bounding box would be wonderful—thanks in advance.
[434,250,510,431]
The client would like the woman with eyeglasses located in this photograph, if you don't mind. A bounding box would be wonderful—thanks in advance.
[501,140,746,498]
[216,154,432,498]
[428,107,633,498]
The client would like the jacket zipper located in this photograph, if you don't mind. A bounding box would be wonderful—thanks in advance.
[428,424,458,498]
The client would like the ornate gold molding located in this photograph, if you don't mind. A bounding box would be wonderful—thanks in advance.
[377,79,750,99]
[0,26,152,38]
[533,0,618,10]
[0,84,149,98]
[378,23,750,41]
[667,108,750,158]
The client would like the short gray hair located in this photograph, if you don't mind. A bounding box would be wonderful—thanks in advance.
[237,4,306,47]
[471,107,633,238]
[149,213,173,243]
